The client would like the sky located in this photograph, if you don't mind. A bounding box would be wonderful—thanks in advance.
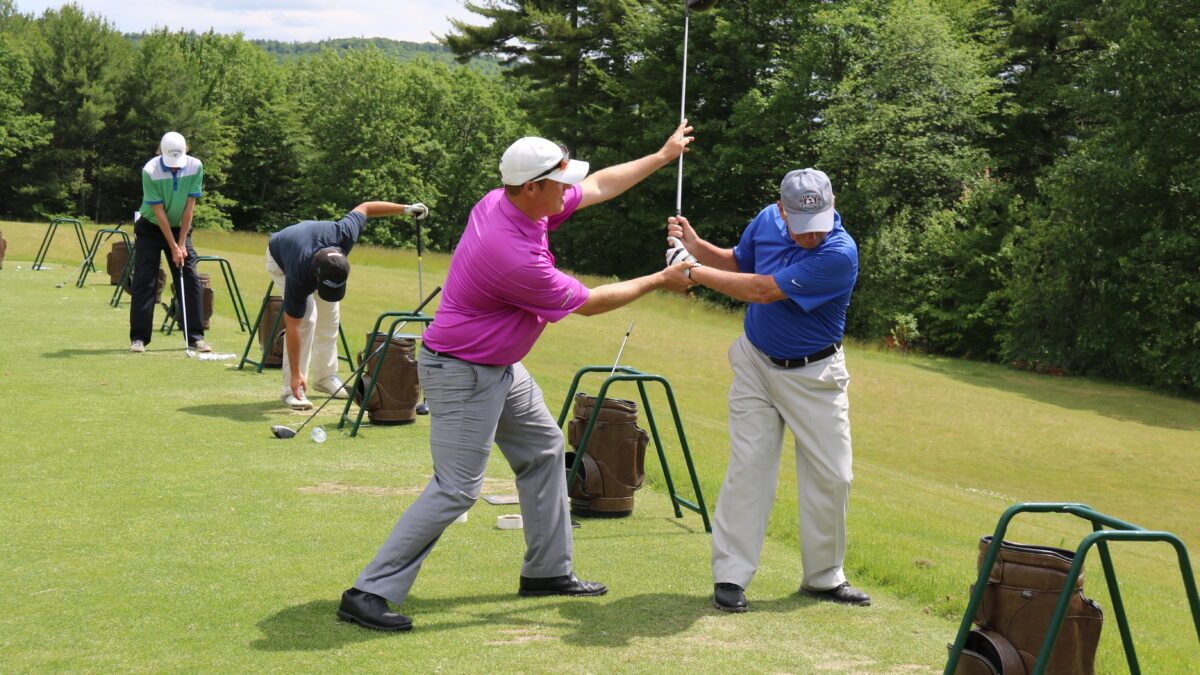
[12,1,485,43]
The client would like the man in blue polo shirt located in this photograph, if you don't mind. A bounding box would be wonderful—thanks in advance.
[665,168,870,612]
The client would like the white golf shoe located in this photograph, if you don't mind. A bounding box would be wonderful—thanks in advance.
[312,375,350,399]
[282,391,314,410]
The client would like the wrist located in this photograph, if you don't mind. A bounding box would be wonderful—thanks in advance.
[685,261,702,279]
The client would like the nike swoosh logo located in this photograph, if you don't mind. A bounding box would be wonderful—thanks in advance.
[790,280,804,288]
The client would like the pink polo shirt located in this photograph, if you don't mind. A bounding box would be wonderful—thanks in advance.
[422,185,590,365]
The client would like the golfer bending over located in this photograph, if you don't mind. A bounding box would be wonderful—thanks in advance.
[337,122,697,632]
[267,201,428,409]
[665,168,869,612]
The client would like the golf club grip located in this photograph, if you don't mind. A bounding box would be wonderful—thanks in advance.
[412,286,441,315]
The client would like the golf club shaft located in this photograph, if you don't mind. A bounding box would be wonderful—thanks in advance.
[178,265,190,351]
[610,320,635,376]
[286,285,442,435]
[675,8,691,217]
[415,215,424,302]
[58,256,90,287]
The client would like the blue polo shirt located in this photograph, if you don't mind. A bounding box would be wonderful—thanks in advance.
[733,203,858,359]
[268,211,366,318]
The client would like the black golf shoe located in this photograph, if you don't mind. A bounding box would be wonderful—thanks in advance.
[518,572,607,597]
[712,583,748,613]
[336,588,413,631]
[798,581,871,606]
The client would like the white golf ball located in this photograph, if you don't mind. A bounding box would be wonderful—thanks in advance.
[311,427,326,443]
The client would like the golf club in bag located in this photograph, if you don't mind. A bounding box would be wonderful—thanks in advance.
[676,0,721,216]
[270,285,442,440]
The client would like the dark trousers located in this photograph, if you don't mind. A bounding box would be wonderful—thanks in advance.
[129,220,203,345]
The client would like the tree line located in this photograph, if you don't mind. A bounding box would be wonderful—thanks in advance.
[1,1,1196,394]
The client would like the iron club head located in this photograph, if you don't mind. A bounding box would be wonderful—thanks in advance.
[271,425,298,439]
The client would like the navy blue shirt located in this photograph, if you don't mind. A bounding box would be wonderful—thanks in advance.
[733,204,858,359]
[268,211,366,318]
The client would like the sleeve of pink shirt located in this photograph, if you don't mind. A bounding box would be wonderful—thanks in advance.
[499,184,589,321]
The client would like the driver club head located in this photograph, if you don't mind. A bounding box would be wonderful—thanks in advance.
[271,425,298,439]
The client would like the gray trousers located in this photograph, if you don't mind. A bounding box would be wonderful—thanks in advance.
[354,353,574,607]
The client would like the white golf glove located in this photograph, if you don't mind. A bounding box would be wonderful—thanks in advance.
[666,236,697,266]
[405,202,429,220]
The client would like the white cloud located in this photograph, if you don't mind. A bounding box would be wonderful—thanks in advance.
[12,0,485,43]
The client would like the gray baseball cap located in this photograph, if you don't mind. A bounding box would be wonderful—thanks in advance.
[780,168,835,234]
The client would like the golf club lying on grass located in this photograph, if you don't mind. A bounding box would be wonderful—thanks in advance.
[55,256,93,288]
[271,285,442,440]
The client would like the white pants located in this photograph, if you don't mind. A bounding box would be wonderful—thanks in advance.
[711,333,853,591]
[265,248,340,398]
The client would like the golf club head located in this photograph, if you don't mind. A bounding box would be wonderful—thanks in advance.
[687,0,720,12]
[271,425,297,439]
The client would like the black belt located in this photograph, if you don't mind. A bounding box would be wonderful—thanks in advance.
[421,344,489,366]
[422,344,461,360]
[769,342,842,368]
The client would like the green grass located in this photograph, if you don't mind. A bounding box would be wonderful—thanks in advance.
[1,218,1198,672]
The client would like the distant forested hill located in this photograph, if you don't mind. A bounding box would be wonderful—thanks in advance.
[120,33,505,74]
[251,37,504,74]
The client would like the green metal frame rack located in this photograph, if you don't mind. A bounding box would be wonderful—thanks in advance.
[336,310,434,437]
[32,217,89,271]
[556,365,711,533]
[945,502,1200,674]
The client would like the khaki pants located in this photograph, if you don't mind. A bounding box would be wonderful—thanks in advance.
[712,333,853,591]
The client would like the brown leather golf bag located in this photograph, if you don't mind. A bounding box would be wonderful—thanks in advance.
[353,333,420,425]
[257,295,285,367]
[172,273,214,329]
[565,393,649,518]
[953,536,1104,674]
[107,241,129,284]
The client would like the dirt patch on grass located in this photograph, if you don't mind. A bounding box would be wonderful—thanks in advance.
[297,481,421,496]
[298,476,516,497]
[484,628,554,646]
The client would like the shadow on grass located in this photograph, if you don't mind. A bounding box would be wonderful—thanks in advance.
[908,359,1200,431]
[43,347,130,358]
[252,591,824,651]
[179,399,282,422]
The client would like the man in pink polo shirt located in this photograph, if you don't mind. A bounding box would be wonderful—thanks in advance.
[338,122,698,632]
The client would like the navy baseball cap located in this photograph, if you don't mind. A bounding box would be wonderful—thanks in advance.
[312,248,349,303]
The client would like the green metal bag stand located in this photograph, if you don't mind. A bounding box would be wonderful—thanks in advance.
[159,256,252,333]
[945,502,1200,674]
[238,280,355,372]
[336,310,434,437]
[33,217,90,271]
[75,227,131,288]
[556,365,711,533]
